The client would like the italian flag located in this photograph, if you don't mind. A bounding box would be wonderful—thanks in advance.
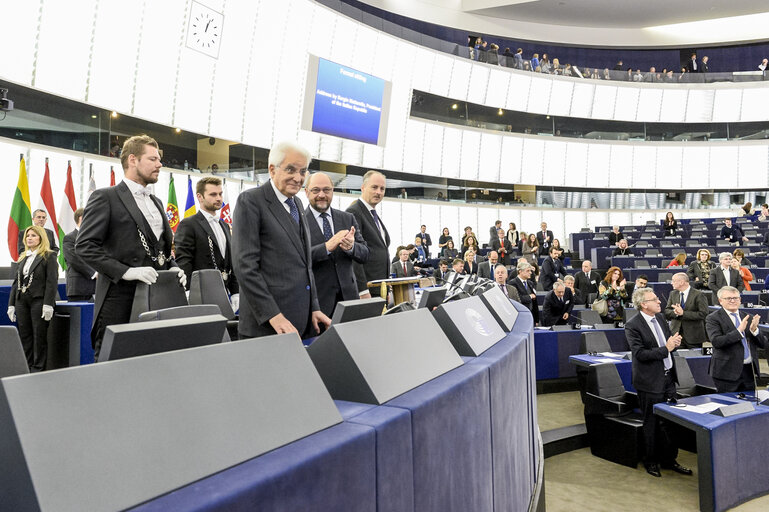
[7,154,32,261]
[57,162,78,269]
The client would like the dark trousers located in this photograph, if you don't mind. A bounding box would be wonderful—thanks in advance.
[15,294,49,372]
[638,371,678,465]
[67,295,94,302]
[92,280,136,361]
[712,363,757,392]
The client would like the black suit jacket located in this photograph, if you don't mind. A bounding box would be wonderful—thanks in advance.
[464,261,478,275]
[663,287,709,347]
[18,227,58,256]
[536,230,553,255]
[9,251,58,307]
[477,260,497,280]
[608,232,624,245]
[346,199,390,293]
[625,312,678,394]
[306,207,369,317]
[232,183,319,338]
[491,238,513,265]
[540,257,566,291]
[174,211,238,294]
[708,266,744,292]
[509,276,539,323]
[541,288,574,327]
[612,247,633,256]
[391,259,417,278]
[76,181,177,327]
[574,270,602,302]
[706,308,767,382]
[62,229,96,298]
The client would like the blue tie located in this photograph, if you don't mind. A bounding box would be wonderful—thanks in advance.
[650,317,672,370]
[370,209,382,232]
[731,313,751,360]
[680,292,685,307]
[320,212,333,241]
[285,198,299,224]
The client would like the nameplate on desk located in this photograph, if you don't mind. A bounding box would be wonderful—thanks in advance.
[710,402,755,417]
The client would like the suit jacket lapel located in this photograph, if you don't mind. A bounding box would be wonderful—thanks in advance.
[264,184,305,257]
[358,199,385,245]
[117,182,162,245]
[194,212,224,262]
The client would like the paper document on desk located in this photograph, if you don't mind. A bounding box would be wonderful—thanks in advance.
[675,402,723,414]
[597,352,625,359]
[756,389,769,402]
[590,358,621,364]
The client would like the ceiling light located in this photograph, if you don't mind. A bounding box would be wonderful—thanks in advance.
[451,104,458,110]
[498,109,504,116]
[175,128,181,133]
[111,111,118,118]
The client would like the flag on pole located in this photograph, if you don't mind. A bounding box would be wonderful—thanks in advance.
[57,161,78,269]
[110,167,116,186]
[88,164,96,196]
[184,176,196,218]
[166,174,180,232]
[39,159,61,263]
[220,178,232,225]
[8,154,32,261]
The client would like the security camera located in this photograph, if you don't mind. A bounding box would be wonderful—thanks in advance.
[0,88,14,112]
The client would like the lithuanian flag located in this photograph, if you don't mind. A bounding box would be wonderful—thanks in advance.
[8,154,32,261]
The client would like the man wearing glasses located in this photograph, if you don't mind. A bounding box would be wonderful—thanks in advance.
[706,286,766,392]
[232,141,331,338]
[626,287,691,478]
[304,172,368,318]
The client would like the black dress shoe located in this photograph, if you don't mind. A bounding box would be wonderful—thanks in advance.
[666,462,693,475]
[645,463,661,477]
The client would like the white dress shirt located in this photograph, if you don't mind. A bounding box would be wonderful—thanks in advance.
[201,209,227,257]
[640,311,672,369]
[270,180,292,214]
[309,206,335,234]
[359,198,386,243]
[22,251,36,275]
[123,179,163,239]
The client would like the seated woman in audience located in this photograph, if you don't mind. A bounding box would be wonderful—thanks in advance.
[612,238,633,256]
[758,203,769,221]
[732,258,753,291]
[443,239,458,260]
[739,202,753,217]
[598,266,628,325]
[551,238,566,260]
[666,252,687,268]
[506,222,519,247]
[464,250,478,275]
[461,235,479,259]
[663,211,678,237]
[522,233,539,266]
[608,225,624,246]
[687,249,714,289]
[438,227,452,254]
[733,248,753,267]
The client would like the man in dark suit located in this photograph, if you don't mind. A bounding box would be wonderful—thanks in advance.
[625,275,648,299]
[541,281,574,327]
[174,176,239,310]
[709,252,745,292]
[346,171,390,299]
[477,251,498,280]
[232,141,330,338]
[685,52,699,73]
[493,265,520,302]
[391,248,417,278]
[540,246,566,291]
[491,228,512,266]
[663,273,708,348]
[304,172,368,318]
[435,260,450,282]
[416,225,432,258]
[574,260,601,305]
[509,261,538,324]
[706,286,767,392]
[61,208,96,302]
[536,222,553,256]
[18,209,59,256]
[77,135,186,360]
[563,275,583,305]
[489,220,502,246]
[625,286,690,478]
[720,218,748,245]
[700,55,709,73]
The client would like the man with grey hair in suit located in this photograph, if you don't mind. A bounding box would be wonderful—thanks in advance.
[233,141,331,338]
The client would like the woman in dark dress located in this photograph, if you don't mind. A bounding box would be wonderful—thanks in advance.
[598,266,628,325]
[663,211,678,237]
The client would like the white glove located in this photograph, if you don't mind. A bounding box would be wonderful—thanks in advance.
[7,306,15,322]
[91,272,98,280]
[42,305,54,322]
[122,267,158,284]
[230,293,240,313]
[176,267,187,288]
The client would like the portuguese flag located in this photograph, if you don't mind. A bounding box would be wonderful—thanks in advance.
[166,174,180,232]
[8,154,32,261]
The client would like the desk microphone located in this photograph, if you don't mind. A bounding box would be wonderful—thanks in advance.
[434,276,470,302]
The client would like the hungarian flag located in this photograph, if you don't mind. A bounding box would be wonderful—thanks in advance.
[57,161,78,269]
[219,179,232,225]
[8,154,32,261]
[110,167,116,186]
[184,176,196,218]
[39,159,61,263]
[166,174,180,232]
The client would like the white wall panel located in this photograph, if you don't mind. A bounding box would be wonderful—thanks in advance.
[420,204,441,242]
[306,3,336,61]
[411,48,435,94]
[459,131,481,180]
[500,136,523,184]
[565,141,588,188]
[614,87,640,121]
[543,140,567,186]
[740,88,769,122]
[506,73,531,111]
[421,123,444,176]
[738,145,768,189]
[439,205,460,243]
[447,59,470,101]
[466,64,490,105]
[362,144,385,169]
[655,146,683,188]
[519,210,543,237]
[684,90,715,123]
[636,89,663,122]
[383,44,416,171]
[478,133,502,183]
[659,89,688,123]
[608,145,633,189]
[458,206,479,239]
[174,50,216,134]
[547,213,566,253]
[564,211,587,248]
[402,120,425,173]
[430,54,454,98]
[477,207,500,246]
[521,139,545,184]
[349,24,378,74]
[681,146,710,186]
[329,16,357,65]
[526,76,552,115]
[0,1,39,85]
[371,32,397,82]
[441,127,462,179]
[586,144,610,187]
[592,85,618,120]
[570,83,595,118]
[709,146,739,189]
[399,202,421,247]
[548,80,573,117]
[632,146,657,188]
[378,199,399,256]
[712,89,743,122]
[485,69,511,108]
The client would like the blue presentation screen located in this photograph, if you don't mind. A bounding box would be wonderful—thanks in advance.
[311,58,385,145]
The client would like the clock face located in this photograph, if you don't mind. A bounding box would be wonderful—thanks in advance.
[186,1,223,58]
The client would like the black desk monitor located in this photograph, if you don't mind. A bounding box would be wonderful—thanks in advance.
[99,314,227,362]
[418,287,447,309]
[331,297,386,324]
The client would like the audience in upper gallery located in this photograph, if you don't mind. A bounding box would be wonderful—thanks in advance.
[758,204,769,221]
[687,249,714,290]
[731,258,753,291]
[733,249,753,267]
[563,274,583,305]
[624,275,648,298]
[720,218,748,245]
[666,252,687,268]
[521,233,539,267]
[506,222,520,247]
[464,250,479,275]
[438,227,452,255]
[608,225,624,245]
[663,211,678,237]
[760,58,768,72]
[461,235,479,259]
[598,266,629,325]
[613,238,633,256]
[443,239,459,260]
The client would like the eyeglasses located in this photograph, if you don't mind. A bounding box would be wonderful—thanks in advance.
[308,187,333,195]
[641,297,660,303]
[721,297,741,302]
[278,165,308,177]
